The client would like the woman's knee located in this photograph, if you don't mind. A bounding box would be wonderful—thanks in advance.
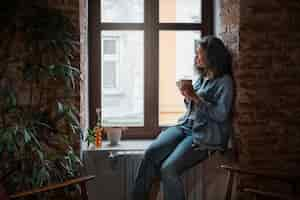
[144,144,159,161]
[144,126,183,163]
[144,129,174,161]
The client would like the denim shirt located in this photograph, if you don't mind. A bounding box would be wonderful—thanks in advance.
[177,73,234,151]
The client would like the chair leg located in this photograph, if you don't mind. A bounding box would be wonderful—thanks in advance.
[292,183,297,195]
[80,182,89,200]
[225,171,234,200]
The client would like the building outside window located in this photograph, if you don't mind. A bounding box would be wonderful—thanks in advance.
[102,36,120,90]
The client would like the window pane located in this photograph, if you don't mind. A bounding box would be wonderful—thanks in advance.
[101,0,144,23]
[159,0,201,23]
[159,31,201,126]
[103,61,116,88]
[101,31,144,127]
[103,40,116,55]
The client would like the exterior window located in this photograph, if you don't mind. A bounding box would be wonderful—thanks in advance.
[159,31,202,126]
[89,0,213,138]
[102,37,119,90]
[101,31,144,127]
[159,0,202,23]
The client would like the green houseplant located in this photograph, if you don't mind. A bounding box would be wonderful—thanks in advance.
[0,1,82,198]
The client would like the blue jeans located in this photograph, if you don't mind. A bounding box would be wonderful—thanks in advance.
[131,126,208,200]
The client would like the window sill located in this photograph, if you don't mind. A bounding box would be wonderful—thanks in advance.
[83,139,153,152]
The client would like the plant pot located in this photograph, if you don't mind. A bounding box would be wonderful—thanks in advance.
[105,127,122,146]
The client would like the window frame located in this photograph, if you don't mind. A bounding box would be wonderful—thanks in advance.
[89,0,214,139]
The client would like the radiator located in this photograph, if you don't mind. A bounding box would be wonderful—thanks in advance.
[84,150,206,200]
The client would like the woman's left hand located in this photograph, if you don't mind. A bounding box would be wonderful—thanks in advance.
[182,87,201,104]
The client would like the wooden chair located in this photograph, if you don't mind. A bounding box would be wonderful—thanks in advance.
[1,175,95,200]
[243,188,298,200]
[221,164,300,200]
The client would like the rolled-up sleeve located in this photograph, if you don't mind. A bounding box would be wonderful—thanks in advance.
[183,98,190,108]
[195,77,233,123]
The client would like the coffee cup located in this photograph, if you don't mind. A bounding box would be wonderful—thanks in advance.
[176,79,192,90]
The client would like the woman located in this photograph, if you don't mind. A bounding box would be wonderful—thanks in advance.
[131,36,234,200]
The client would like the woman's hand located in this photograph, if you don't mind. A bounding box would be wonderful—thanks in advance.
[179,86,201,104]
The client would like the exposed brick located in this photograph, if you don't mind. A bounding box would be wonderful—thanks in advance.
[220,0,300,197]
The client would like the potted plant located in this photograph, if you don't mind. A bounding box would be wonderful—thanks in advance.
[0,1,82,198]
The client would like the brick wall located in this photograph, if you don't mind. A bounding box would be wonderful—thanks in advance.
[0,0,80,133]
[220,0,300,197]
[51,0,89,146]
[0,0,81,193]
[47,0,80,103]
[239,0,300,170]
[218,0,241,159]
[47,0,81,150]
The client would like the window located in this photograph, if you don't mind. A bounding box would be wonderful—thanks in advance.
[101,31,144,127]
[89,0,213,138]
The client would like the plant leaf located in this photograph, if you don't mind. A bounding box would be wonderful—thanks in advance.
[24,128,31,143]
[57,101,64,114]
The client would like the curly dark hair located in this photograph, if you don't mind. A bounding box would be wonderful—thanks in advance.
[196,36,232,77]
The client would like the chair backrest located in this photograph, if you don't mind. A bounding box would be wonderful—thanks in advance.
[8,175,95,200]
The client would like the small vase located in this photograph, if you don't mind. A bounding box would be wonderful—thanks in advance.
[106,127,122,146]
